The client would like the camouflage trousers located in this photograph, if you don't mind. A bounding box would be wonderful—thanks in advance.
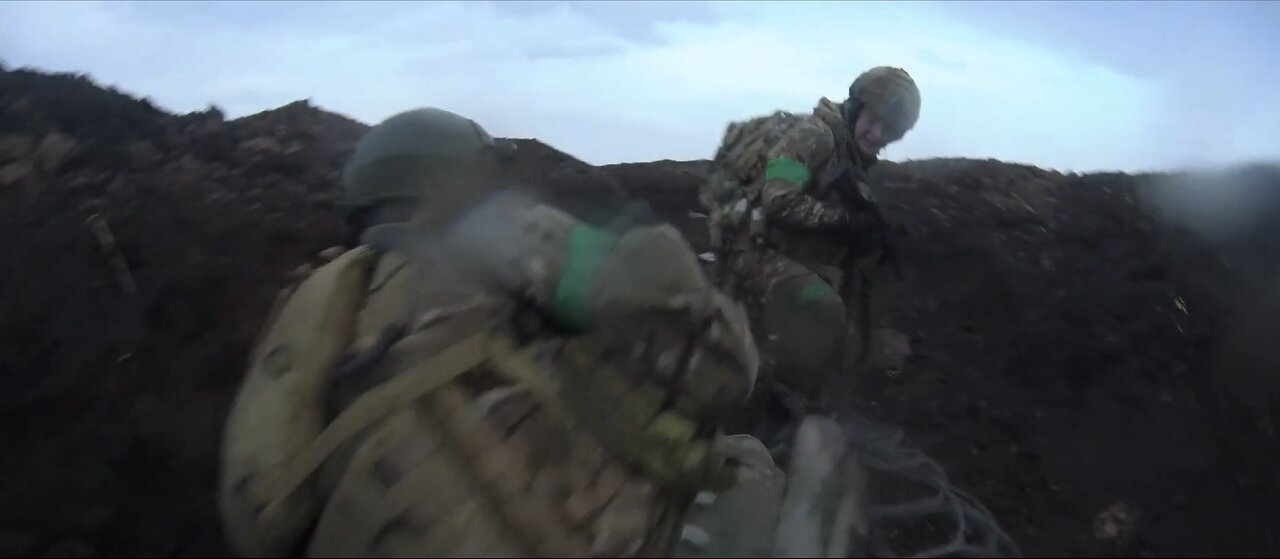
[718,247,861,404]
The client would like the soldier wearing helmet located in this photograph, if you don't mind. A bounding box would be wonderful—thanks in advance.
[217,105,1017,559]
[216,107,764,556]
[338,106,518,242]
[700,67,921,411]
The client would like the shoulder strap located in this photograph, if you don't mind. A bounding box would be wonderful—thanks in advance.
[257,332,495,516]
[220,246,378,557]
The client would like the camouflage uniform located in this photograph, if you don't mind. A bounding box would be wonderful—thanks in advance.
[219,192,764,557]
[708,99,878,399]
[217,108,766,557]
[218,101,1008,559]
[703,68,921,398]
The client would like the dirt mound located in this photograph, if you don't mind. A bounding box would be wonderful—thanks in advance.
[2,65,1278,557]
[606,161,1280,557]
[0,68,362,558]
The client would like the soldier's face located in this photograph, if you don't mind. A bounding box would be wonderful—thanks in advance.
[853,109,903,157]
[853,110,886,156]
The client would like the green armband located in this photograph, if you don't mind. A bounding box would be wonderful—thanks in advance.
[794,279,838,306]
[553,224,617,330]
[764,157,811,189]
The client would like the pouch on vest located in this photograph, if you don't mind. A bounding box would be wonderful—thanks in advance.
[703,111,805,249]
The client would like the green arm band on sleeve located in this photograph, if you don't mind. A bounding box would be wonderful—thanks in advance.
[553,224,618,331]
[795,279,838,306]
[764,157,812,188]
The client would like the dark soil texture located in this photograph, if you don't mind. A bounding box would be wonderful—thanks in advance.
[2,66,1279,557]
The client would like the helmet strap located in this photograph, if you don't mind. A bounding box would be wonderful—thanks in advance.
[842,97,862,125]
[840,98,874,163]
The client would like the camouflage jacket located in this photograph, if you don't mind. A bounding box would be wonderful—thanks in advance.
[759,98,880,267]
[704,98,881,271]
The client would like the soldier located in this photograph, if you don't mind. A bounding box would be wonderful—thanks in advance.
[216,106,1018,559]
[700,67,921,404]
[215,107,770,557]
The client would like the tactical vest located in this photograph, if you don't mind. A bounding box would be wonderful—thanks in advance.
[218,211,758,557]
[217,249,998,559]
[701,110,810,251]
[702,99,870,250]
[708,101,894,282]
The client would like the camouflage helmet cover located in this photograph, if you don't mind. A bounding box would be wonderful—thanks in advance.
[340,107,516,211]
[846,66,921,140]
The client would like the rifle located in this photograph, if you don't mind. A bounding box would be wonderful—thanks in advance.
[821,163,903,368]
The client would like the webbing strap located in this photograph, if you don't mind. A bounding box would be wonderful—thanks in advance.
[260,332,493,518]
[492,335,732,492]
[428,381,592,557]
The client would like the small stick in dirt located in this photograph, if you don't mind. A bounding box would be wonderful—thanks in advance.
[87,213,137,294]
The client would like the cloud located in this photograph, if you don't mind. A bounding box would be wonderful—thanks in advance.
[489,0,722,45]
[0,0,1274,172]
[927,1,1280,171]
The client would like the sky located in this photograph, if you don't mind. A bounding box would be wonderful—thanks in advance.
[1,0,1277,173]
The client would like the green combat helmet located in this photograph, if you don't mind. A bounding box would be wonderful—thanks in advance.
[340,107,518,231]
[843,66,922,142]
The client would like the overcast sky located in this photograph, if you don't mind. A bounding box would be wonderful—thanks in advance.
[2,1,1277,172]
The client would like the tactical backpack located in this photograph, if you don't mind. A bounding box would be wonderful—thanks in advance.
[220,245,725,557]
[700,111,810,251]
[219,199,762,557]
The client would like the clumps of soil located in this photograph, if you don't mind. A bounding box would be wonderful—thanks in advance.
[2,65,1279,557]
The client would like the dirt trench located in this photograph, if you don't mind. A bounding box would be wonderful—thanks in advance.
[2,66,1279,557]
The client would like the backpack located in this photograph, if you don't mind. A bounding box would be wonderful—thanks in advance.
[220,205,761,556]
[700,111,809,250]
